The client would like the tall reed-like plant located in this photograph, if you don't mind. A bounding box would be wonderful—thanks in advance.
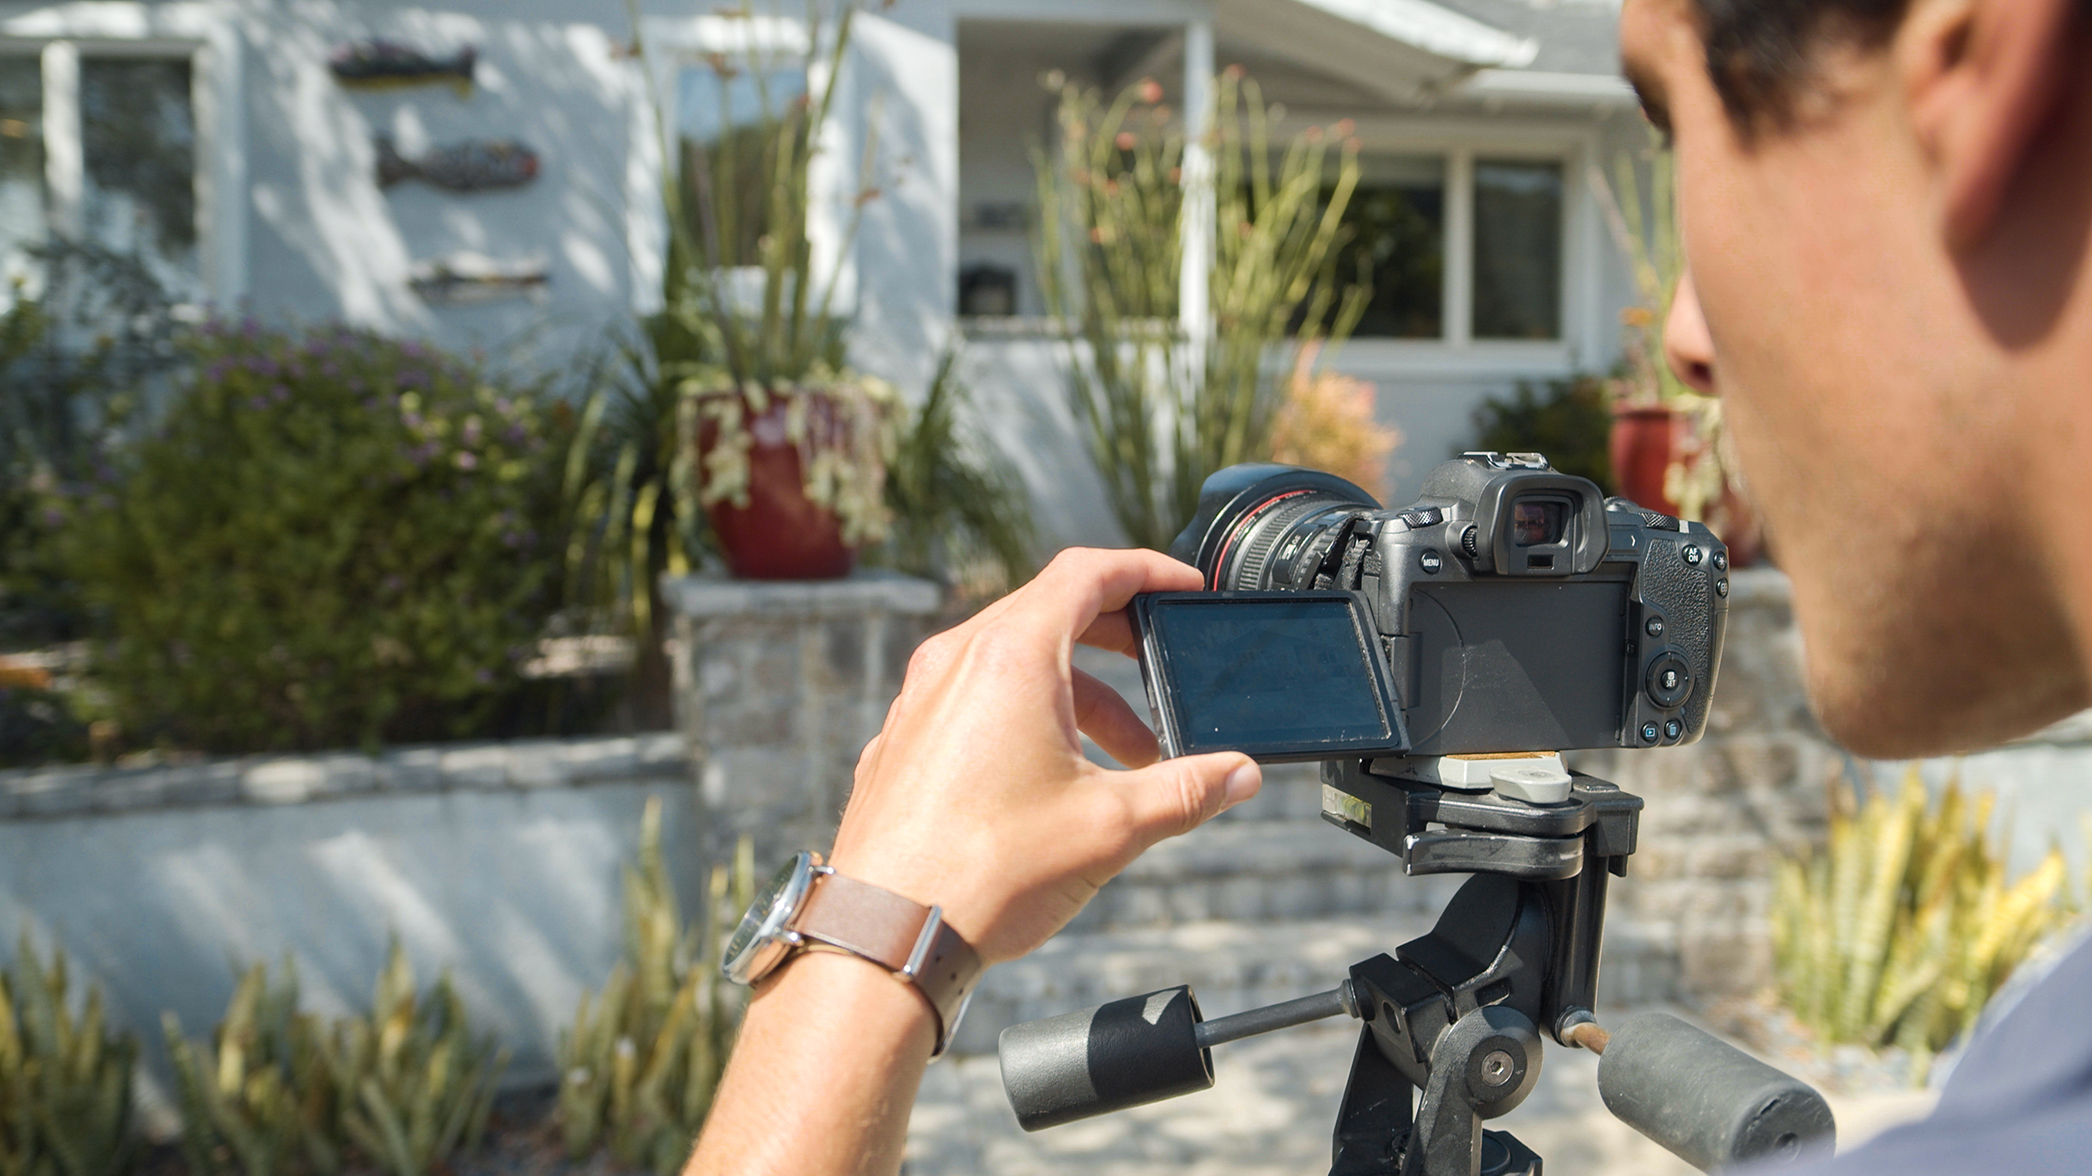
[1771,767,2078,1081]
[1033,67,1366,550]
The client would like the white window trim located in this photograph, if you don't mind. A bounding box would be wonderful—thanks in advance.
[630,13,854,319]
[0,2,245,308]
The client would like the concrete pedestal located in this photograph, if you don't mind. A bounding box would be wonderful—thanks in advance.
[662,570,943,867]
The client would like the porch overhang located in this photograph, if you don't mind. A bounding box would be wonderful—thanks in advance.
[1215,0,1538,104]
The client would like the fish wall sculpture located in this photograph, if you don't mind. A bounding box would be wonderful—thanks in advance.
[376,136,539,192]
[330,40,476,93]
[409,252,550,305]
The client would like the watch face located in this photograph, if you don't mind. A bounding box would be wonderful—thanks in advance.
[721,851,817,985]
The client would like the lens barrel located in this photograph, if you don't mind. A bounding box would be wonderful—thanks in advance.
[1171,465,1380,591]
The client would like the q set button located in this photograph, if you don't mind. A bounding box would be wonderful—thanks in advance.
[1645,654,1693,708]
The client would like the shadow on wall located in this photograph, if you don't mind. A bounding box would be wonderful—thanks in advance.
[0,781,705,1122]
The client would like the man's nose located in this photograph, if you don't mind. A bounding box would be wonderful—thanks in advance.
[1664,270,1718,395]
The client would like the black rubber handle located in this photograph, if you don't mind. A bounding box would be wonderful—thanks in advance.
[998,986,1213,1131]
[1597,1012,1836,1171]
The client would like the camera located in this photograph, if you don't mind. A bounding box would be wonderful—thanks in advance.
[1140,451,1731,760]
[999,454,1834,1176]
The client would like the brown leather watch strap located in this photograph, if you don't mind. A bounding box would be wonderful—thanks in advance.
[791,870,983,1056]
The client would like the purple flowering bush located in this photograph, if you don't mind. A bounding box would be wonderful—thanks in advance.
[51,321,571,752]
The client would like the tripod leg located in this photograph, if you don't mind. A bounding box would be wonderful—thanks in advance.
[1331,1024,1413,1176]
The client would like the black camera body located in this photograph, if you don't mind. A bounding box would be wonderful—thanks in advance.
[1165,452,1730,757]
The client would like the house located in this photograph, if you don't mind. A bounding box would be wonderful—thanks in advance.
[0,0,1644,549]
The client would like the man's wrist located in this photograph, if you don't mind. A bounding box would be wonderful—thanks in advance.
[753,948,938,1053]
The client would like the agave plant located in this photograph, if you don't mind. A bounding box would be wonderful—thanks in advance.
[323,944,505,1176]
[1771,767,2079,1081]
[163,959,342,1176]
[558,801,753,1174]
[0,935,137,1176]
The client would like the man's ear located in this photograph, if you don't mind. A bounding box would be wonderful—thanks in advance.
[1902,0,2085,249]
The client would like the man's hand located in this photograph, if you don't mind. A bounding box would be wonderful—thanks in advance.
[687,548,1260,1176]
[828,546,1263,963]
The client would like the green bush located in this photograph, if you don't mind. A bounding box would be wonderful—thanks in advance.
[50,322,571,753]
[1468,377,1612,491]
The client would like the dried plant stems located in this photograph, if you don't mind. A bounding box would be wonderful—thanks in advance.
[1034,70,1365,551]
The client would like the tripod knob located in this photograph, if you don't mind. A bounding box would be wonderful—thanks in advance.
[998,986,1213,1131]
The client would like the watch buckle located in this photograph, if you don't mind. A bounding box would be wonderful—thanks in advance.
[902,905,945,979]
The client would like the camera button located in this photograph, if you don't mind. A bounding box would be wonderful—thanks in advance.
[1419,550,1444,574]
[1640,722,1660,744]
[1682,544,1704,567]
[1644,616,1665,639]
[1712,550,1729,572]
[1645,654,1693,707]
[1716,578,1730,598]
[1664,718,1683,741]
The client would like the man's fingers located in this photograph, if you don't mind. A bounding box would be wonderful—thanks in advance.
[1071,668,1160,767]
[1076,609,1136,656]
[1115,752,1262,845]
[1026,548,1202,648]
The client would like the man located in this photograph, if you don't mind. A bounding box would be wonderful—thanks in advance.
[688,0,2092,1167]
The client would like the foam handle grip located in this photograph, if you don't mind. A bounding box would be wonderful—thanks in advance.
[998,986,1214,1131]
[1598,1013,1836,1172]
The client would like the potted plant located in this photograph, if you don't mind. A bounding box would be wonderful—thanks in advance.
[634,0,897,579]
[1597,132,1762,564]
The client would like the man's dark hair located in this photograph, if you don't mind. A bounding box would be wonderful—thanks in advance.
[1690,0,1911,127]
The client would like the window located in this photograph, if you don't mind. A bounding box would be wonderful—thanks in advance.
[0,45,204,306]
[1472,159,1562,341]
[1331,155,1444,339]
[675,61,808,267]
[1336,150,1567,343]
[0,57,46,296]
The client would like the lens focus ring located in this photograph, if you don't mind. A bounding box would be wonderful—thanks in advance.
[1222,492,1357,591]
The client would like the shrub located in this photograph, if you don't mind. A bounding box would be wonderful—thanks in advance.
[0,935,138,1176]
[51,322,570,753]
[1772,768,2078,1080]
[558,802,750,1174]
[1468,377,1611,491]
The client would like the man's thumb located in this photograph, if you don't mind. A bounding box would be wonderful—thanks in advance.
[1120,752,1262,843]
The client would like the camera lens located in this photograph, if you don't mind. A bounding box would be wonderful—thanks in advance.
[1172,466,1380,591]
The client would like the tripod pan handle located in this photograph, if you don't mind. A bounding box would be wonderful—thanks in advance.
[999,986,1213,1131]
[1597,1013,1836,1171]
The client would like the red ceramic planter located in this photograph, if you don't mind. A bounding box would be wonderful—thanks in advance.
[1609,404,1682,517]
[697,393,855,580]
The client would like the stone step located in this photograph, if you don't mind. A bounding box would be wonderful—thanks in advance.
[1063,816,1463,933]
[952,911,1685,1055]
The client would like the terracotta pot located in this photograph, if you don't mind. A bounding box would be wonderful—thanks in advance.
[1609,404,1682,517]
[697,394,855,580]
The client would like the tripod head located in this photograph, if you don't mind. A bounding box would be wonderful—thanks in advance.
[997,755,1837,1176]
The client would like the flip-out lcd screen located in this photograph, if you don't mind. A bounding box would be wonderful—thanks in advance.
[1133,592,1409,762]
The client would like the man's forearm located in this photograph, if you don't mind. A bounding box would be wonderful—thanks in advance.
[687,951,937,1176]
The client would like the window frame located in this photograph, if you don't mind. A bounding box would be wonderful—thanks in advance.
[1267,112,1603,379]
[630,13,853,318]
[0,2,244,309]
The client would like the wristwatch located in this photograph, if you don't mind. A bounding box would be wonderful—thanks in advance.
[721,851,983,1057]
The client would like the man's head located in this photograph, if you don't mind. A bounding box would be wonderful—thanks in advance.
[1620,0,2092,756]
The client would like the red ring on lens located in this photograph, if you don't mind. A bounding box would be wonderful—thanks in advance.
[1208,489,1318,590]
